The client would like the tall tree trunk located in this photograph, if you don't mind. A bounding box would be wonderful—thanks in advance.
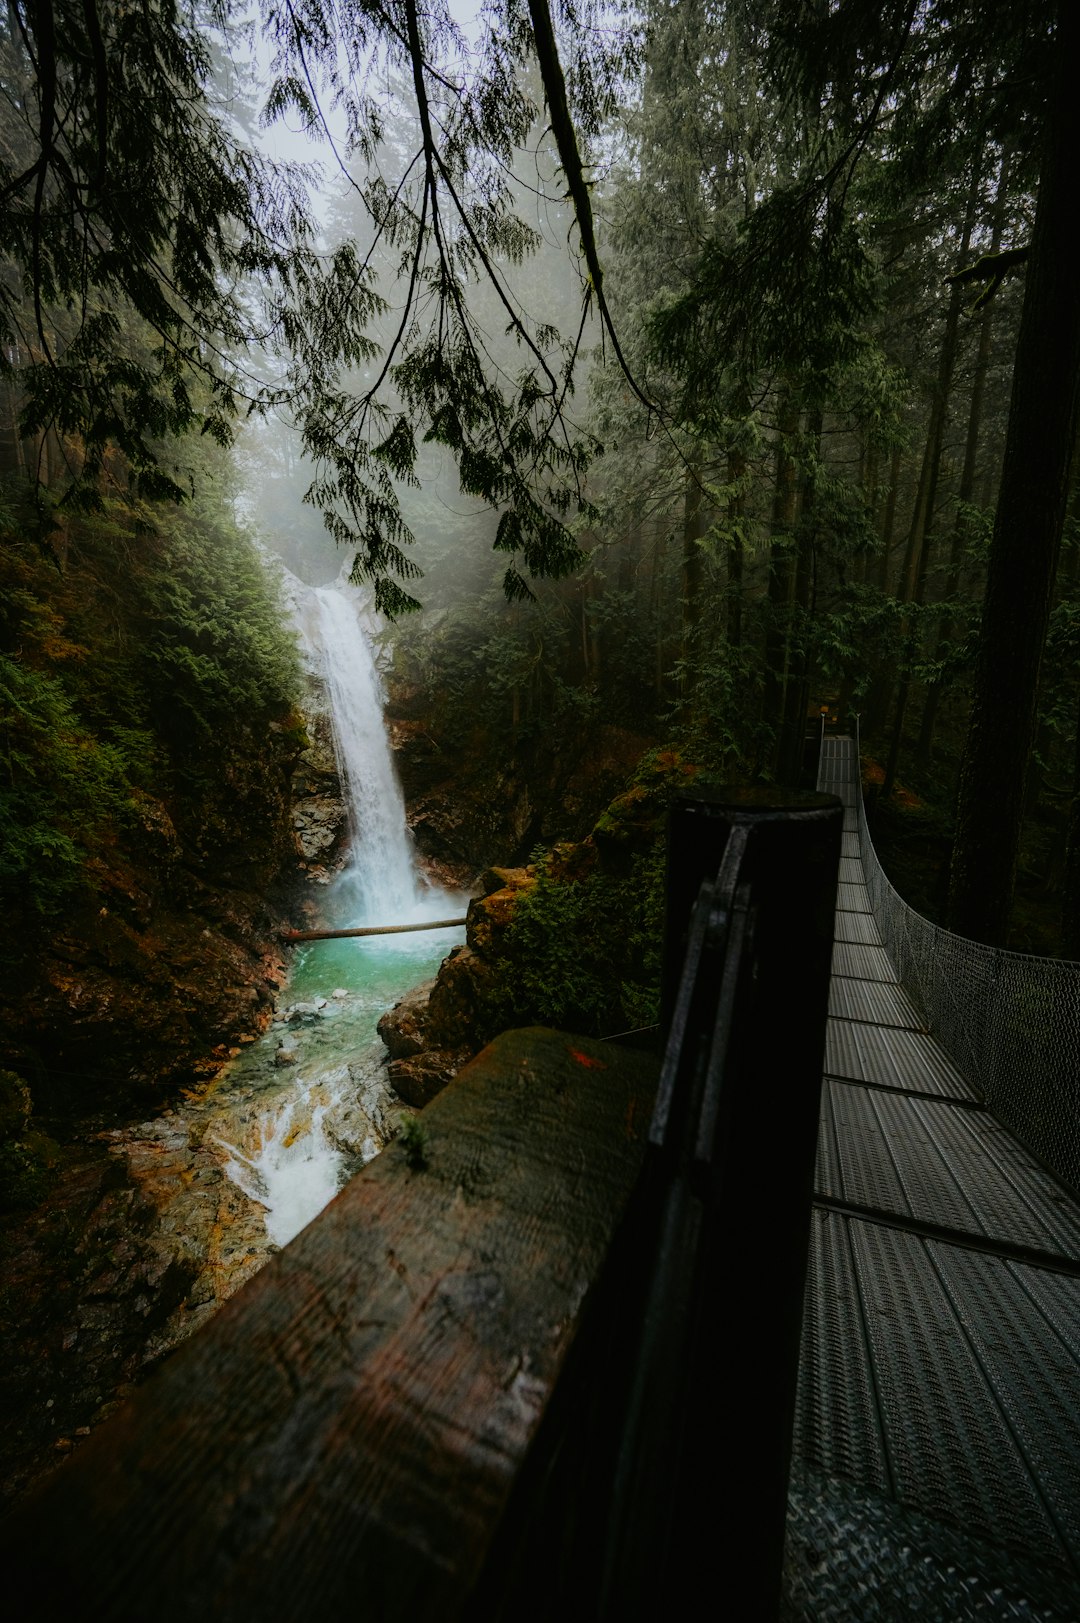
[580,592,590,685]
[917,147,1011,766]
[680,451,707,705]
[652,516,666,703]
[1055,453,1080,949]
[863,443,903,733]
[839,439,878,718]
[1061,697,1080,958]
[763,393,799,773]
[588,578,602,684]
[857,438,879,591]
[876,445,902,595]
[726,445,745,648]
[948,4,1080,944]
[883,171,977,796]
[780,409,822,784]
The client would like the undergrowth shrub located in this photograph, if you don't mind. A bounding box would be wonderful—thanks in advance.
[0,460,299,925]
[494,751,693,1035]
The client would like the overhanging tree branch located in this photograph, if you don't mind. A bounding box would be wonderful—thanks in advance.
[525,0,655,417]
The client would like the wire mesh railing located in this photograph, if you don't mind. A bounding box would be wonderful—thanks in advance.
[852,721,1080,1199]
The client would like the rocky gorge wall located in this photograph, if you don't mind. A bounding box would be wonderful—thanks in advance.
[385,671,653,879]
[0,647,354,1500]
[1,731,301,1122]
[377,750,699,1106]
[0,598,663,1505]
[1,615,358,1134]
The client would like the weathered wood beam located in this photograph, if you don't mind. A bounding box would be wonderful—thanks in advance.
[1,1027,658,1621]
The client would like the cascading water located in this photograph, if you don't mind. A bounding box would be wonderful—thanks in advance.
[308,584,419,925]
[213,577,465,1247]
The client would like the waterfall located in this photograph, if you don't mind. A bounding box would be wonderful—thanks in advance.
[307,583,420,924]
[211,575,464,1249]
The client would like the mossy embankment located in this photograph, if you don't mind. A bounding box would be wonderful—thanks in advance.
[0,477,307,1203]
[378,749,705,1100]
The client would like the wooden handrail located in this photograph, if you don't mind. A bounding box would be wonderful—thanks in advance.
[2,1027,658,1620]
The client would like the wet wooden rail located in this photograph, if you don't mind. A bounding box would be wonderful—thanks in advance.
[1,1028,658,1621]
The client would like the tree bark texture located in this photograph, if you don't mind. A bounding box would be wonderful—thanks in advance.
[883,263,966,796]
[680,451,706,678]
[727,445,745,648]
[763,394,799,773]
[779,409,822,785]
[917,147,1011,766]
[947,5,1080,944]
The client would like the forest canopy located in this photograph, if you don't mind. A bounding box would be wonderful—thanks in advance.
[2,0,1079,949]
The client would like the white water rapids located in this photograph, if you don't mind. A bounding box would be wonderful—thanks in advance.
[213,579,464,1247]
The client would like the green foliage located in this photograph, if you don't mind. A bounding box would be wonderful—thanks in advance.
[388,559,670,767]
[398,1117,429,1172]
[493,750,697,1033]
[500,860,608,1026]
[1,3,312,512]
[498,842,665,1035]
[2,1,629,607]
[0,651,129,913]
[666,638,763,772]
[0,467,300,924]
[132,505,300,760]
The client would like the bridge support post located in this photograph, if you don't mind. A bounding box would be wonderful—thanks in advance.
[600,789,842,1621]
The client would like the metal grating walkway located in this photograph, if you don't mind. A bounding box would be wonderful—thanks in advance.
[786,735,1080,1619]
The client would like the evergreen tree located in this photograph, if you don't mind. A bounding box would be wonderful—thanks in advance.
[947,1,1080,942]
[0,0,636,607]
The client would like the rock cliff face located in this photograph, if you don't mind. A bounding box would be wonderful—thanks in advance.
[0,589,363,1125]
[0,1103,271,1500]
[377,750,700,1104]
[375,698,665,1102]
[378,865,533,1104]
[289,707,349,881]
[385,675,652,877]
[0,554,366,1500]
[1,721,307,1122]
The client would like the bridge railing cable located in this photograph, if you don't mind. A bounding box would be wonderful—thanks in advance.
[853,718,1080,1196]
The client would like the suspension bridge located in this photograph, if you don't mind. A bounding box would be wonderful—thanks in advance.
[3,733,1079,1619]
[795,733,1080,1615]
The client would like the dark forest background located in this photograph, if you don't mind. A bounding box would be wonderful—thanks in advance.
[3,0,1079,965]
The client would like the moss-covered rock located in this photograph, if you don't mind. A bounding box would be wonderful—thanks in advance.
[0,1072,60,1211]
[376,746,701,1106]
[0,486,306,1114]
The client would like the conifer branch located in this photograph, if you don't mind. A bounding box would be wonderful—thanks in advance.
[525,0,654,417]
[945,245,1030,309]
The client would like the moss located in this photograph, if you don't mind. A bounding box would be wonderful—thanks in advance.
[493,835,666,1038]
[479,747,708,1036]
[0,1129,60,1211]
[0,480,300,934]
[591,748,701,859]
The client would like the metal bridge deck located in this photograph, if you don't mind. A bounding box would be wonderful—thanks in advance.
[786,736,1080,1619]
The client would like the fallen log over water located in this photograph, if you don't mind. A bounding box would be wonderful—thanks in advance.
[283,916,467,941]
